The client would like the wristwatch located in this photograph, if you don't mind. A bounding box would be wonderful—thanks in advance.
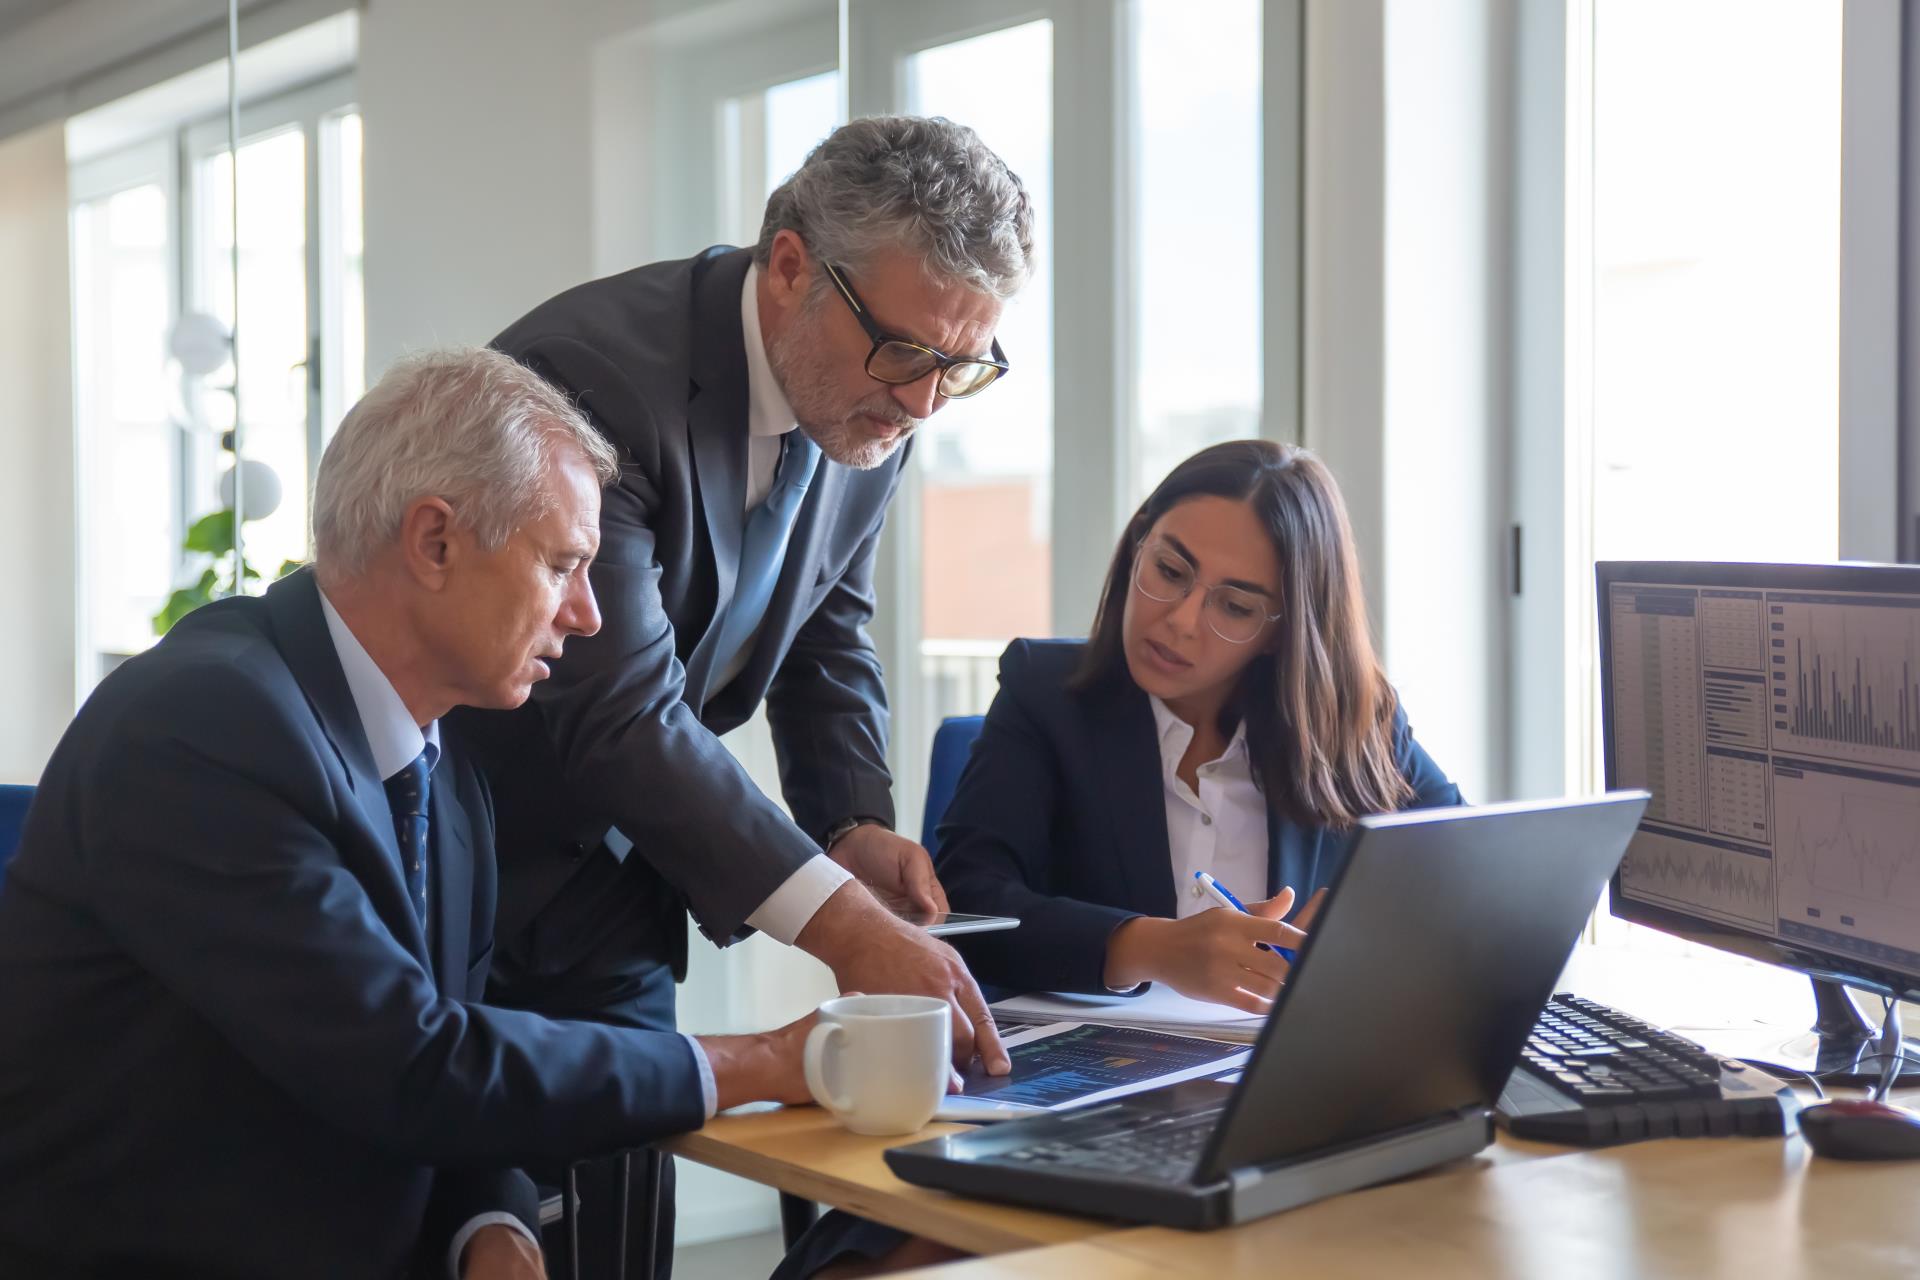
[823,815,888,852]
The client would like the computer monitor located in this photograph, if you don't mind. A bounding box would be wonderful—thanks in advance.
[1597,561,1920,1081]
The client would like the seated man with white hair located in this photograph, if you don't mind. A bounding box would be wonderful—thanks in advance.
[0,348,819,1280]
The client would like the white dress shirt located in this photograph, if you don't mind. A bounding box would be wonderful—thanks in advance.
[598,268,851,936]
[724,264,854,942]
[316,589,715,1273]
[1147,697,1270,918]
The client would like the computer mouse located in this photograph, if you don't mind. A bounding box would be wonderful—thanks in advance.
[1796,1099,1920,1160]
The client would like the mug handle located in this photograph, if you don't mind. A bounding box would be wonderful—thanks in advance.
[804,1022,853,1114]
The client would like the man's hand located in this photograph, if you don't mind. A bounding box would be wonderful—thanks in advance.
[828,824,949,916]
[697,1011,821,1112]
[461,1224,545,1280]
[1102,886,1318,1015]
[796,881,1010,1074]
[699,1007,965,1113]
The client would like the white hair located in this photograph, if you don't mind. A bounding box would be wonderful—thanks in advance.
[312,346,619,576]
[754,115,1034,299]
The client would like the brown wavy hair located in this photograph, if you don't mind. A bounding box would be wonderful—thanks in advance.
[1072,440,1411,828]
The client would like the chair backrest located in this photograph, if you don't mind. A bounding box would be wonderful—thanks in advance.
[920,716,985,850]
[0,784,33,884]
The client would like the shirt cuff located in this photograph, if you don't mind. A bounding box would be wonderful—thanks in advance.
[448,1212,538,1279]
[682,1031,718,1119]
[744,853,853,945]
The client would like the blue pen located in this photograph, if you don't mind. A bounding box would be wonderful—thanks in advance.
[1193,871,1299,963]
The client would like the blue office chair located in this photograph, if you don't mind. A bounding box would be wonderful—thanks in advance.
[0,784,32,885]
[920,715,986,850]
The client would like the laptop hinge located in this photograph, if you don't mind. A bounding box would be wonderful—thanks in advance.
[1223,1109,1492,1222]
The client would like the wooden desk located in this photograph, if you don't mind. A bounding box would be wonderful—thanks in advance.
[661,1104,1114,1256]
[664,950,1920,1276]
[668,1103,1920,1278]
[662,1103,1551,1262]
[894,1132,1920,1279]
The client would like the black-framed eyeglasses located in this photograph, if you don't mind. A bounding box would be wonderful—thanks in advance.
[821,261,1010,399]
[1132,536,1282,645]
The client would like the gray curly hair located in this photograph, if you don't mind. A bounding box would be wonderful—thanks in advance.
[753,115,1034,299]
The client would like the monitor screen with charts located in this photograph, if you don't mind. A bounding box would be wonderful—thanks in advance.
[1597,561,1920,1005]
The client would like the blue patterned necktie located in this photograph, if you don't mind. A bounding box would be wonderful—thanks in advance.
[711,430,822,678]
[383,751,431,927]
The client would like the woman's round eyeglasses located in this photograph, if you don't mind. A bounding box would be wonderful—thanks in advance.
[1132,537,1281,644]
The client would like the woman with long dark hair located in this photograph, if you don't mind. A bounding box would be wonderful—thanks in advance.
[937,438,1461,1009]
[774,441,1462,1280]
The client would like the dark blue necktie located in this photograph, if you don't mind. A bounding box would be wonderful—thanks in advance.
[383,751,431,927]
[711,430,822,680]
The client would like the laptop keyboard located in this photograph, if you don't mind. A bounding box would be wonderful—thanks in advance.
[993,1106,1227,1183]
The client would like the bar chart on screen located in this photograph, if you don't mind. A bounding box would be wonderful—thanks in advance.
[1769,593,1920,771]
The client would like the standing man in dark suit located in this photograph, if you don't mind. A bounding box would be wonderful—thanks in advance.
[0,349,821,1280]
[465,117,1033,1073]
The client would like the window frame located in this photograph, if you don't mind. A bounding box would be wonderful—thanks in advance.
[846,0,1126,831]
[67,136,181,693]
[180,73,359,520]
[66,72,359,686]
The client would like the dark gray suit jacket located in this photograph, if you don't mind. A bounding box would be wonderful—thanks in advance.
[457,247,904,985]
[0,571,707,1278]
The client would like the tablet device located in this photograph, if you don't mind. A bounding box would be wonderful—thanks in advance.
[895,909,1020,938]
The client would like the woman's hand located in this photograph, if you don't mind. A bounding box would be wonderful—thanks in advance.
[1103,886,1324,1014]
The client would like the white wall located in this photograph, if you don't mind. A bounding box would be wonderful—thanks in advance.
[358,0,621,373]
[0,122,77,784]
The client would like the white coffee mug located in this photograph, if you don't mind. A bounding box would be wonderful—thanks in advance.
[803,994,951,1136]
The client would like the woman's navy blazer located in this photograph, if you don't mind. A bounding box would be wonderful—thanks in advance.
[936,638,1463,995]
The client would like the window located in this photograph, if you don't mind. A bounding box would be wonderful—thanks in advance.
[68,77,364,681]
[908,19,1057,734]
[191,126,312,579]
[1572,0,1847,959]
[1132,0,1263,505]
[320,109,366,432]
[70,159,176,672]
[832,0,1289,830]
[1587,0,1842,569]
[719,70,840,249]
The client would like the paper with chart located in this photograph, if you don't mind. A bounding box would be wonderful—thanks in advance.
[1607,581,1920,978]
[942,1021,1248,1119]
[991,986,1266,1043]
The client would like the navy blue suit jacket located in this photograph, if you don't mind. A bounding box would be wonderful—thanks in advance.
[0,571,705,1279]
[936,639,1464,996]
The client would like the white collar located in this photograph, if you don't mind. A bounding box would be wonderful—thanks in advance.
[1147,694,1249,767]
[316,586,441,781]
[741,263,799,440]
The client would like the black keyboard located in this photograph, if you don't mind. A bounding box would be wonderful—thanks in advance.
[1498,993,1791,1146]
[995,1105,1226,1184]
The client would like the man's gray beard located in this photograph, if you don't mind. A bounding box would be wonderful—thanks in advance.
[769,311,916,470]
[801,413,912,471]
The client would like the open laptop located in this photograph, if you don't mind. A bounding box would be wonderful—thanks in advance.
[886,793,1651,1230]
